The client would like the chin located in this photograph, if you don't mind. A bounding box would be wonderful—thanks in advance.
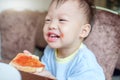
[48,44,60,49]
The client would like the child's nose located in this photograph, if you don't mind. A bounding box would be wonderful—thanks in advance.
[48,21,58,30]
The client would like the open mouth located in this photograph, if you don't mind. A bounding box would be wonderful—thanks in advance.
[47,32,60,42]
[48,33,60,38]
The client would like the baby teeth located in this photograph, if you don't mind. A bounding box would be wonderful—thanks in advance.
[50,34,56,37]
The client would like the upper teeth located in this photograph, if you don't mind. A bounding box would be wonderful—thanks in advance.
[50,34,56,37]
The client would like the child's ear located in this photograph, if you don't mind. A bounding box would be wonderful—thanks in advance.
[79,24,91,38]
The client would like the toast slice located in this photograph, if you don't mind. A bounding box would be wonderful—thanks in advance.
[9,53,45,73]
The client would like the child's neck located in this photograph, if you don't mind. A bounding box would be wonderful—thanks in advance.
[56,43,82,58]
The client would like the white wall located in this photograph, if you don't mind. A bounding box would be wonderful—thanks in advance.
[0,0,52,12]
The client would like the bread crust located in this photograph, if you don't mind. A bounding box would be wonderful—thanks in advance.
[9,53,44,73]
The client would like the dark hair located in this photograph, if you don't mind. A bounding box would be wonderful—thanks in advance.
[51,0,96,26]
[80,0,95,24]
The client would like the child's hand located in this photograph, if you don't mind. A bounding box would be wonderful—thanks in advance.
[34,70,56,80]
[23,50,32,55]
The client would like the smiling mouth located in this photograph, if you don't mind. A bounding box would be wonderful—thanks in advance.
[48,33,60,38]
[47,33,60,42]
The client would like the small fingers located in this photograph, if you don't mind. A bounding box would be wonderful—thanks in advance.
[23,50,32,54]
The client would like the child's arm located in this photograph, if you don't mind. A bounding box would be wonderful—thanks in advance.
[34,70,56,80]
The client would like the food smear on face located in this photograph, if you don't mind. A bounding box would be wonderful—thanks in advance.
[60,33,64,38]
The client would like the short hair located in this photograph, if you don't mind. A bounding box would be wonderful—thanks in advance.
[50,0,96,25]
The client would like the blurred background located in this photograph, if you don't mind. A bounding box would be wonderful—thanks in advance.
[0,0,120,12]
[0,0,119,80]
[95,0,120,13]
[94,1,120,80]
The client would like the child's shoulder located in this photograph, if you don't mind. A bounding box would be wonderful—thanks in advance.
[76,44,98,66]
[78,43,94,56]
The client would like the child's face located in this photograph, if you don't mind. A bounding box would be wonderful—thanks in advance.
[43,0,90,49]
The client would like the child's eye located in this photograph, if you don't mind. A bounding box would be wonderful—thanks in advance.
[45,19,51,21]
[45,19,51,23]
[59,19,66,21]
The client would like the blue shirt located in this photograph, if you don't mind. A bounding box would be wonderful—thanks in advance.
[41,44,105,80]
